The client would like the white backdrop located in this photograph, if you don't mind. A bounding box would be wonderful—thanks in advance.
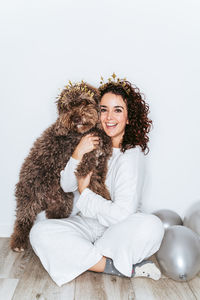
[1,0,200,236]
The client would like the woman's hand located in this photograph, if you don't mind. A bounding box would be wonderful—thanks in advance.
[72,134,99,161]
[78,172,93,194]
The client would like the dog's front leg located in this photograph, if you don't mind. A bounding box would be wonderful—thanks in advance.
[75,151,96,178]
[75,150,111,200]
[88,175,111,200]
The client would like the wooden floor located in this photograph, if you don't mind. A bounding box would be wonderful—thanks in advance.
[0,238,199,300]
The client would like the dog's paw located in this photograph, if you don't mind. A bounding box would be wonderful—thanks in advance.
[13,247,25,253]
[10,234,28,252]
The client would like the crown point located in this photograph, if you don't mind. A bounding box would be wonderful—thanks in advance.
[112,72,116,80]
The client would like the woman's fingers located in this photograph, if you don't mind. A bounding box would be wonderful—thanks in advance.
[93,139,100,144]
[92,139,100,149]
[87,135,100,148]
[72,134,100,161]
[86,133,99,139]
[87,135,99,141]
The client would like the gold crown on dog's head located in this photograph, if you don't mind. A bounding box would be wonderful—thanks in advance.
[61,80,95,99]
[99,73,131,95]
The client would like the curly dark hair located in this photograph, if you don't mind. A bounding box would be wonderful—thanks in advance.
[99,81,152,154]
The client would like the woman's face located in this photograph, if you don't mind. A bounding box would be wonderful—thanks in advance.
[100,92,129,148]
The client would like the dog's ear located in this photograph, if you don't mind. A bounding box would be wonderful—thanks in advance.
[54,116,69,136]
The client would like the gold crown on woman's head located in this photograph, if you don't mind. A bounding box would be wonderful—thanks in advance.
[99,73,131,95]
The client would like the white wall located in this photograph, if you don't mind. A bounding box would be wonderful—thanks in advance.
[1,0,200,236]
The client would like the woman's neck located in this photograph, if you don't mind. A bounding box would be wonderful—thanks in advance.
[112,143,120,148]
[111,138,121,148]
[111,134,124,148]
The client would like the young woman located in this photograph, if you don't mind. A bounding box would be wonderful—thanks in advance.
[30,76,164,286]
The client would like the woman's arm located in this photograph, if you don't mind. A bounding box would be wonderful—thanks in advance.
[60,134,100,192]
[76,148,144,227]
[60,157,80,192]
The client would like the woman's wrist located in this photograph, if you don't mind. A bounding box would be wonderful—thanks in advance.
[72,149,83,161]
[77,172,92,194]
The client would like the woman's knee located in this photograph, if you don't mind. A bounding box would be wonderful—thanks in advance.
[141,213,164,242]
[29,220,52,247]
[126,213,164,242]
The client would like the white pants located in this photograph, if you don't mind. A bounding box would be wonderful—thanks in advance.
[30,212,164,286]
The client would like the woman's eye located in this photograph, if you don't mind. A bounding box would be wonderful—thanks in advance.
[100,108,107,113]
[115,109,122,113]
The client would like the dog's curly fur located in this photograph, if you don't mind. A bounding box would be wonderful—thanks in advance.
[10,82,112,252]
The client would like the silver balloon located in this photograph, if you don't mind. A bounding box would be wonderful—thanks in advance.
[156,225,200,281]
[184,200,200,236]
[153,209,183,229]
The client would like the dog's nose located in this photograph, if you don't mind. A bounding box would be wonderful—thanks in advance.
[71,115,81,124]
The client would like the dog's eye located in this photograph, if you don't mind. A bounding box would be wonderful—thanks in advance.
[82,100,90,106]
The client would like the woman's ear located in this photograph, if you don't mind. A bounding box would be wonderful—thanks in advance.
[126,119,129,124]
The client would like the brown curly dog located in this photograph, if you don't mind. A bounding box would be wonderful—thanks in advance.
[10,82,112,252]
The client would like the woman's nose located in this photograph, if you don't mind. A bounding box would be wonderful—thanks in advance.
[106,111,113,120]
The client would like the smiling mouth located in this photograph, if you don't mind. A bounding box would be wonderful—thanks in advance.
[106,123,117,128]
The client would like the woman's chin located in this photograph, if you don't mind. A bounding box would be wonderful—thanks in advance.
[104,131,115,137]
[104,127,117,137]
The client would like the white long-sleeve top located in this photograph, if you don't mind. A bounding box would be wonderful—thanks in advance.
[60,147,144,227]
